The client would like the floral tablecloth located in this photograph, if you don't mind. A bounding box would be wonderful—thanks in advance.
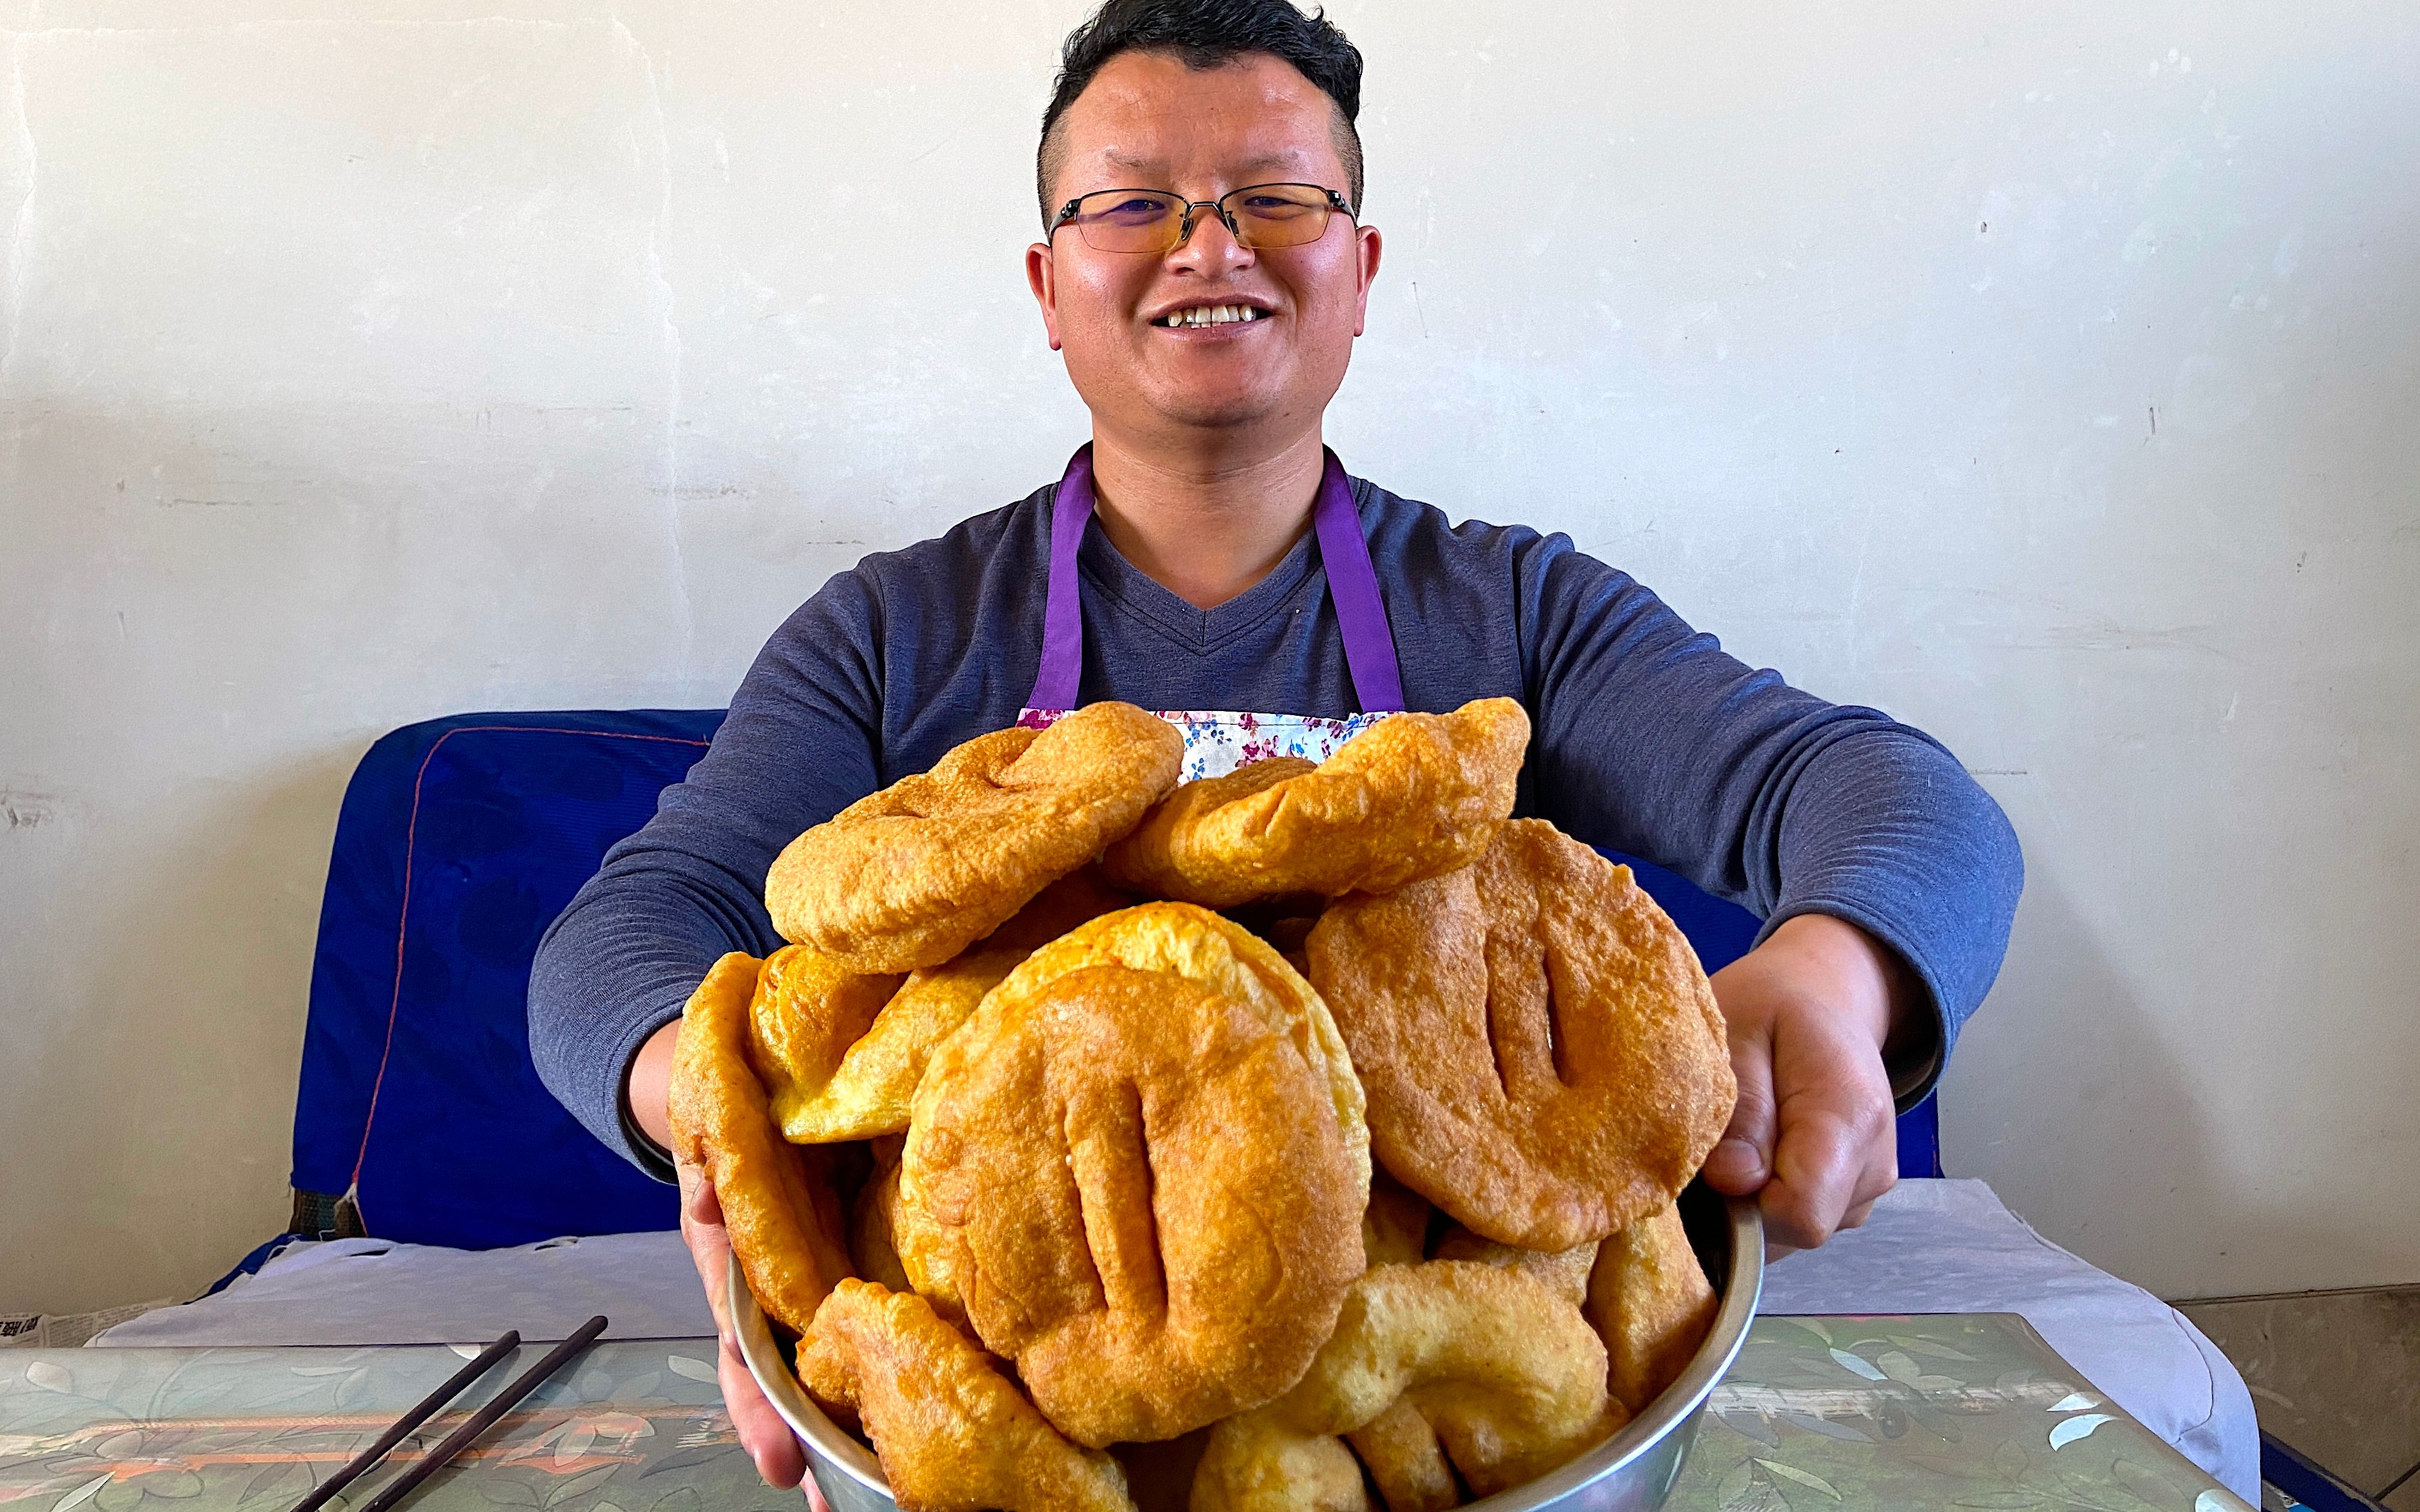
[0,1315,2248,1511]
[0,1340,781,1512]
[1670,1314,2251,1512]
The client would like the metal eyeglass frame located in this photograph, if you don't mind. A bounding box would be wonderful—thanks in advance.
[1046,182,1356,251]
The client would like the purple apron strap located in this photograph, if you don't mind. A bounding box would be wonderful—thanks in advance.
[1024,445,1406,715]
[1311,449,1407,713]
[1027,446,1096,713]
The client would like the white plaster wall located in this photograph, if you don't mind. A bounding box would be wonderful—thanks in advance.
[2,0,2413,1312]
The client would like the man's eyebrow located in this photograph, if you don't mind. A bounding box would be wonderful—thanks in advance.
[1098,149,1305,178]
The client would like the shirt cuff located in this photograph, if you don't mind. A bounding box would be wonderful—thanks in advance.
[616,1022,680,1186]
[1880,1002,1943,1114]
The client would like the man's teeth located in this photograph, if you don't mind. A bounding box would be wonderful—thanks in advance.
[1156,304,1265,328]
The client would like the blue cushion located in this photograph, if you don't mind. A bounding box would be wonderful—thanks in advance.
[290,710,724,1248]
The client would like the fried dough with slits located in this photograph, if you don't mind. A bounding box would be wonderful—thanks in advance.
[1586,1202,1719,1415]
[703,710,1739,1508]
[1308,819,1736,1250]
[1190,1261,1622,1512]
[767,702,1181,972]
[1104,698,1530,908]
[898,903,1368,1446]
[796,1279,1137,1512]
[751,871,1135,1142]
[666,952,850,1336]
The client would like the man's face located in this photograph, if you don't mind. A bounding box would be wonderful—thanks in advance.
[1028,51,1382,448]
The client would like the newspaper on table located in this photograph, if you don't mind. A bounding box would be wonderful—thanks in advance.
[0,1299,172,1349]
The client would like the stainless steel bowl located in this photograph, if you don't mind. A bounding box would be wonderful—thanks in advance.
[732,1192,1762,1512]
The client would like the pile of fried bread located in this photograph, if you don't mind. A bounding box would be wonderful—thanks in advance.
[668,697,1739,1512]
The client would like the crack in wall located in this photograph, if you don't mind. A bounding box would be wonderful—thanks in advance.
[3,31,35,388]
[612,8,696,683]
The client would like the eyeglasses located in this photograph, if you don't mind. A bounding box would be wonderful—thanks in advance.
[1047,182,1355,254]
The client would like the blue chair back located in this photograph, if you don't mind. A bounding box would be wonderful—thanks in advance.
[289,710,725,1248]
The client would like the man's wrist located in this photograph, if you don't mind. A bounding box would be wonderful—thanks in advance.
[1758,913,1905,1049]
[627,1018,682,1155]
[1766,910,1943,1106]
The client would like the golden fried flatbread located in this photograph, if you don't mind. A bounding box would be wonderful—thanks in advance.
[1431,1225,1600,1310]
[898,904,1368,1447]
[1104,698,1529,908]
[1586,1202,1719,1415]
[1342,1398,1455,1512]
[1308,819,1736,1251]
[1337,1234,1601,1511]
[668,709,1739,1511]
[1191,1433,1369,1512]
[981,865,1142,953]
[796,1279,1137,1512]
[981,901,1369,1193]
[664,952,850,1336]
[1190,1261,1621,1511]
[751,871,1134,1142]
[885,1142,971,1328]
[745,945,904,1141]
[767,702,1181,971]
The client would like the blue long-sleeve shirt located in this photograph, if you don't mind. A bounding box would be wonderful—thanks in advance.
[529,471,2023,1178]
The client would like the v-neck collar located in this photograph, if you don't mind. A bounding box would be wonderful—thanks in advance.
[1074,509,1328,652]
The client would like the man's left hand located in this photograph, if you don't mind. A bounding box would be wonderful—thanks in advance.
[1699,913,1913,1256]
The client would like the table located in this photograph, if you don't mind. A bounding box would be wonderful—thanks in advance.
[0,1315,2247,1511]
[1669,1313,2251,1511]
[0,1339,784,1512]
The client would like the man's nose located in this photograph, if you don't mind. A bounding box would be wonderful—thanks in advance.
[1165,206,1255,275]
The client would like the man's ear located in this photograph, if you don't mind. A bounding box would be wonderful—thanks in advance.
[1352,223,1383,338]
[1025,241,1065,352]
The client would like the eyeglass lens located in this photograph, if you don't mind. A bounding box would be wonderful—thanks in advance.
[1064,184,1338,254]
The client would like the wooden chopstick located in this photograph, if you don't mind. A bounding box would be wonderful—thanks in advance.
[292,1330,520,1512]
[355,1315,610,1512]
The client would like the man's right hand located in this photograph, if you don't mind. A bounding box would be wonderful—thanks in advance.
[636,1019,826,1505]
[676,1162,819,1494]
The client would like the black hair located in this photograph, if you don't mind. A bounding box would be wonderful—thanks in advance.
[1037,0,1365,228]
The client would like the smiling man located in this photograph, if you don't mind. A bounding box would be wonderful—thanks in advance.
[529,0,2022,1488]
